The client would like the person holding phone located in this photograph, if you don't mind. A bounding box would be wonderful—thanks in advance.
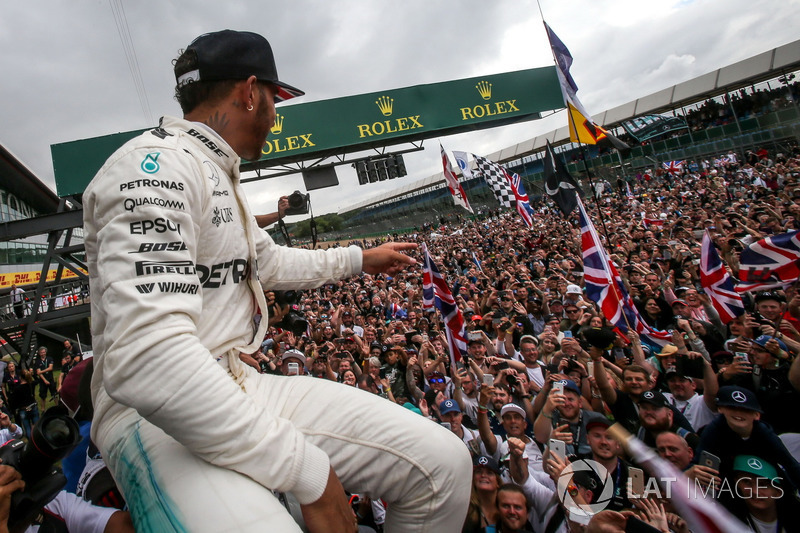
[280,350,306,377]
[720,335,800,434]
[533,380,594,457]
[698,386,800,493]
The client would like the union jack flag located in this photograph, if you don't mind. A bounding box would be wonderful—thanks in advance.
[736,230,800,292]
[662,160,684,175]
[422,243,467,367]
[508,173,535,228]
[578,197,671,347]
[642,214,665,228]
[700,232,744,323]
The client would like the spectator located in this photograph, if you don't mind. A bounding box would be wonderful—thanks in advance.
[697,386,800,491]
[32,347,56,412]
[462,455,501,533]
[495,484,534,533]
[0,411,21,445]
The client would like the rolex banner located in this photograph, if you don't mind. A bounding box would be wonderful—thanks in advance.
[52,68,563,197]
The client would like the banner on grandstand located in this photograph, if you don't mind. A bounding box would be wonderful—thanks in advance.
[0,268,87,290]
[620,114,688,142]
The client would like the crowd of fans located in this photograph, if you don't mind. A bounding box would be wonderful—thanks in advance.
[242,143,800,532]
[0,143,799,531]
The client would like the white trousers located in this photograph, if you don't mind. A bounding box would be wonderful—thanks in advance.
[100,361,472,532]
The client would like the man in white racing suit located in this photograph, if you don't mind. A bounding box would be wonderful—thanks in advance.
[83,30,470,533]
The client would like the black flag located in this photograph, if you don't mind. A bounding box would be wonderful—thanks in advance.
[543,141,582,216]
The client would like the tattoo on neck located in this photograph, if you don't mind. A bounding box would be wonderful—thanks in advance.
[206,112,230,133]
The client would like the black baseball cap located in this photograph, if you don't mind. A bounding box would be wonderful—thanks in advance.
[717,386,763,413]
[754,291,785,304]
[638,390,669,408]
[176,30,304,102]
[473,455,500,473]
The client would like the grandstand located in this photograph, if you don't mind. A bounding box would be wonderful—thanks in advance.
[332,39,800,239]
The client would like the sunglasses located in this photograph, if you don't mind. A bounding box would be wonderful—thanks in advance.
[429,378,445,384]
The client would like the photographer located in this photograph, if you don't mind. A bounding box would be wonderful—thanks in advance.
[0,412,21,446]
[254,195,289,228]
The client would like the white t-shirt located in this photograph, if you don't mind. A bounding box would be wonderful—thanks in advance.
[512,351,546,389]
[664,392,715,432]
[24,491,118,533]
[338,324,364,338]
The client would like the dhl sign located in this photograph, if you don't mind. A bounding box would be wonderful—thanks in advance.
[0,268,87,290]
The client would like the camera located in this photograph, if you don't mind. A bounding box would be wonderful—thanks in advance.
[276,306,308,336]
[272,290,309,335]
[0,408,81,532]
[284,191,310,216]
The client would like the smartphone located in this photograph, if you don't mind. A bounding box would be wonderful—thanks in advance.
[552,381,564,395]
[734,352,749,362]
[628,467,644,498]
[564,331,573,338]
[699,451,721,471]
[440,422,452,431]
[468,331,482,341]
[287,362,300,375]
[586,361,594,375]
[625,515,659,533]
[483,374,495,387]
[379,367,387,379]
[548,438,567,459]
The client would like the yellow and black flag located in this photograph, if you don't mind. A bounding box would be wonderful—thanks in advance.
[545,23,627,150]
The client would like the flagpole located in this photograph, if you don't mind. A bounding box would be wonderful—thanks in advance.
[539,17,613,244]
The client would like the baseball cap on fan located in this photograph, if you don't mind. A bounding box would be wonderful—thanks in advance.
[176,30,305,102]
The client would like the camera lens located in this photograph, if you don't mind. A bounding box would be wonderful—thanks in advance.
[38,418,74,448]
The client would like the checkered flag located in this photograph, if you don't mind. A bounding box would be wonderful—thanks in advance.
[473,154,516,208]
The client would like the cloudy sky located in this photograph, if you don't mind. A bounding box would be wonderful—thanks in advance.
[1,0,799,219]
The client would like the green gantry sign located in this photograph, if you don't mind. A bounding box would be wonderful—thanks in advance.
[51,66,562,196]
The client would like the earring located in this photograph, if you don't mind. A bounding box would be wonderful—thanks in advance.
[247,104,254,111]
